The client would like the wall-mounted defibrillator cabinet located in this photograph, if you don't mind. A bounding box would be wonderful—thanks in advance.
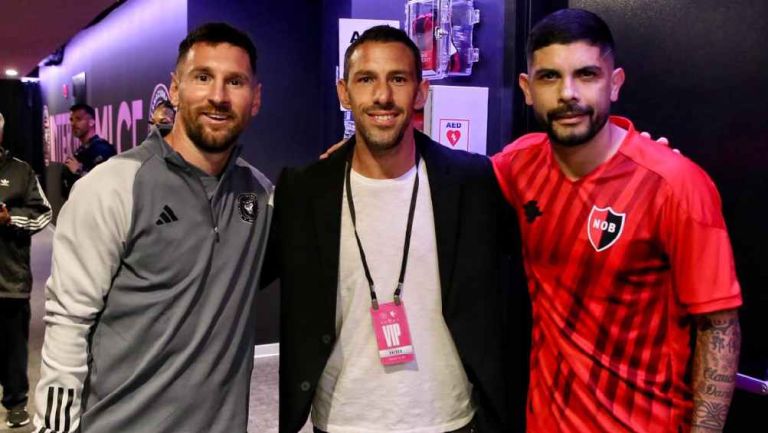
[405,0,480,80]
[335,9,488,153]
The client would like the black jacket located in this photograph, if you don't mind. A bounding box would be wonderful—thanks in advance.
[62,135,116,196]
[270,131,529,432]
[0,149,52,298]
[74,134,116,171]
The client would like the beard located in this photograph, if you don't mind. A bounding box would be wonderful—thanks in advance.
[181,102,244,154]
[538,102,609,147]
[72,128,87,142]
[355,102,408,154]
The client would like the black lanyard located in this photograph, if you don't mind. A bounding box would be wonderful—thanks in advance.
[344,150,420,310]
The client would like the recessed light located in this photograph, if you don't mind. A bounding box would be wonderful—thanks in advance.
[5,69,19,77]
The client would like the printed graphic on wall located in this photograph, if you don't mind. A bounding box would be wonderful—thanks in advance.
[439,119,470,150]
[38,0,186,159]
[149,84,171,119]
[42,105,52,166]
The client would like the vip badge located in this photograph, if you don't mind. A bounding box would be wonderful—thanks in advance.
[587,205,626,252]
[370,302,415,366]
[237,193,258,223]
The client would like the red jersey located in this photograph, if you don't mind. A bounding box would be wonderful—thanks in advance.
[492,117,742,433]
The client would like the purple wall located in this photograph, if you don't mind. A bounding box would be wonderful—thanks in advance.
[39,0,187,158]
[188,0,326,183]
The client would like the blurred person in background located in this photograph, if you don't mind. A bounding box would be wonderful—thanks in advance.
[0,111,52,428]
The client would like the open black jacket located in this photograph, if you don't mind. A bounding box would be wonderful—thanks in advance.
[269,131,529,432]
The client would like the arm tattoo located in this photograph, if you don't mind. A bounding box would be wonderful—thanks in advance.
[690,310,741,433]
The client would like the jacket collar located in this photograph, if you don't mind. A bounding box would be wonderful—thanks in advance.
[78,134,102,148]
[148,128,243,176]
[308,137,351,299]
[414,130,461,298]
[314,129,461,300]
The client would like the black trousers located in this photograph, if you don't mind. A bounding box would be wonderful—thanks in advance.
[0,298,30,410]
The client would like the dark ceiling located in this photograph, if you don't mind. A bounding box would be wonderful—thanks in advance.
[0,0,120,77]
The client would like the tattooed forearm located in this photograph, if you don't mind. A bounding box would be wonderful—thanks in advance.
[690,309,741,433]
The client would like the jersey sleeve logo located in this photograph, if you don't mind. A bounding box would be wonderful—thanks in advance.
[588,205,626,252]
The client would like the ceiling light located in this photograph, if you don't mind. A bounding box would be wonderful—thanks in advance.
[5,69,19,77]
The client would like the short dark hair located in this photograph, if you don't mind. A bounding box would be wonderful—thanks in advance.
[177,22,258,74]
[70,103,96,119]
[527,8,615,63]
[343,25,422,82]
[154,99,175,113]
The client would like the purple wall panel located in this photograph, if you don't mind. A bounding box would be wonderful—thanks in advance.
[39,0,187,158]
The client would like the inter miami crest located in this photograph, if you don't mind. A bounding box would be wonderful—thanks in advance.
[149,83,171,118]
[587,205,625,252]
[237,193,258,223]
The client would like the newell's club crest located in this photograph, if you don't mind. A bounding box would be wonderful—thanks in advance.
[587,205,626,252]
[237,193,258,223]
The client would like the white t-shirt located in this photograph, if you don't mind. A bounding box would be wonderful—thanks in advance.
[311,163,474,433]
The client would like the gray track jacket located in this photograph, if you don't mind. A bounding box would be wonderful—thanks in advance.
[34,131,272,433]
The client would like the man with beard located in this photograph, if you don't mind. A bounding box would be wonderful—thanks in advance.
[34,23,272,433]
[271,25,527,433]
[62,104,116,196]
[492,9,742,432]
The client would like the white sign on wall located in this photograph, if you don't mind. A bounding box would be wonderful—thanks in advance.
[425,85,488,155]
[338,18,401,80]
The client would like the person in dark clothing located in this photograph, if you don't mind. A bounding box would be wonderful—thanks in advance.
[0,112,52,428]
[62,103,116,196]
[271,26,529,433]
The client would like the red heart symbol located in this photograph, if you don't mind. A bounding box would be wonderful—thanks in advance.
[446,129,461,146]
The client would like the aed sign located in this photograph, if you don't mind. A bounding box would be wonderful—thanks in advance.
[439,119,470,150]
[425,85,488,155]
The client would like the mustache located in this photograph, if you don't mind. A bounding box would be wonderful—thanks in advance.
[547,103,593,120]
[364,102,402,114]
[200,101,233,116]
